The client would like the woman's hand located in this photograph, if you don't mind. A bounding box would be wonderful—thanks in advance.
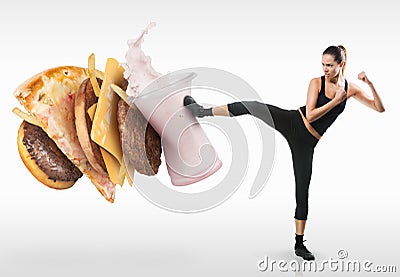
[334,88,347,104]
[358,71,372,85]
[351,72,385,112]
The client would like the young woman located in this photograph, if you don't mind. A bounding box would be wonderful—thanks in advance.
[183,45,385,261]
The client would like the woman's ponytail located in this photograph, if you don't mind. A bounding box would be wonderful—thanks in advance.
[338,45,347,76]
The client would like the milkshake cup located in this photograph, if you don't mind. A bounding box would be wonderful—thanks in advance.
[132,71,222,186]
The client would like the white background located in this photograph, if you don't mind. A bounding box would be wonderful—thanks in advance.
[1,0,399,276]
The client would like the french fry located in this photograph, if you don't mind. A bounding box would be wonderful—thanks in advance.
[118,157,126,187]
[119,157,135,187]
[88,53,102,97]
[12,107,43,128]
[95,69,104,80]
[125,164,134,187]
[111,83,129,104]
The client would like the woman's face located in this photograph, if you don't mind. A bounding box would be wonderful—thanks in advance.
[322,54,342,79]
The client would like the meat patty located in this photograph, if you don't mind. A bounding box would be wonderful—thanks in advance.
[75,78,107,174]
[22,121,83,182]
[117,97,162,176]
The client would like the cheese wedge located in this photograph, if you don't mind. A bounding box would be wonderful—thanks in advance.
[87,103,97,121]
[91,58,125,185]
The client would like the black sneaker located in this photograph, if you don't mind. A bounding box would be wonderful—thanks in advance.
[183,96,212,117]
[295,243,315,261]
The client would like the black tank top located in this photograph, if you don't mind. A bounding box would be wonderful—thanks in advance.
[300,76,348,136]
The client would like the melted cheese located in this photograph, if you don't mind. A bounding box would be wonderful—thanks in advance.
[91,58,125,185]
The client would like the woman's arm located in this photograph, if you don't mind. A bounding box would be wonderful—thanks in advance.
[305,78,347,123]
[349,71,385,112]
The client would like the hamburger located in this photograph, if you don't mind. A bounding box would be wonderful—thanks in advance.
[13,23,163,202]
[13,62,162,202]
[17,120,83,190]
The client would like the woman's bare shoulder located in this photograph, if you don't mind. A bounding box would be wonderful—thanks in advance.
[309,76,322,84]
[308,77,322,90]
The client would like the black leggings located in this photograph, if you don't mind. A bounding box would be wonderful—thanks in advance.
[227,101,319,220]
